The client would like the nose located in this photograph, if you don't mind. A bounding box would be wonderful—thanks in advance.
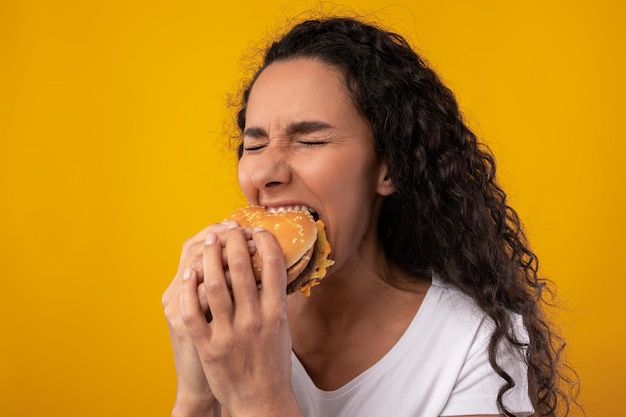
[249,144,292,190]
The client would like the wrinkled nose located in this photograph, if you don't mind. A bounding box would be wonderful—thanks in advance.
[249,145,292,191]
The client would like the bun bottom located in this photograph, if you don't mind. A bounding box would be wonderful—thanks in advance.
[287,220,334,296]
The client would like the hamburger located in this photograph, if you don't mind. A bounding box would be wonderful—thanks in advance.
[226,205,334,296]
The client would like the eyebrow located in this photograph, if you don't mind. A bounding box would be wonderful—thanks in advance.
[286,120,334,135]
[242,120,334,138]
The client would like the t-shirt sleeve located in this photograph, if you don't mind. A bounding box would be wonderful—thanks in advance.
[440,313,534,417]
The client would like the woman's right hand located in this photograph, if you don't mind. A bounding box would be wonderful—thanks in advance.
[162,222,249,417]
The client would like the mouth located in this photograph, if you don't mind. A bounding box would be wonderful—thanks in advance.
[266,205,319,221]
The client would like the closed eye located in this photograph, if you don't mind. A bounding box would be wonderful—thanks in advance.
[241,121,334,151]
[242,126,268,152]
[297,140,330,146]
[242,142,267,152]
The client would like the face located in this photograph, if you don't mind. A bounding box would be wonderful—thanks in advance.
[238,58,393,276]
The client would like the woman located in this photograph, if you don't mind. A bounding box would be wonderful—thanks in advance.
[162,17,580,417]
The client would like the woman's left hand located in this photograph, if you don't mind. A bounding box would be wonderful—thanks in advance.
[179,223,303,417]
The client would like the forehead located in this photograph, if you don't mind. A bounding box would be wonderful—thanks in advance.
[246,58,355,116]
[253,57,345,90]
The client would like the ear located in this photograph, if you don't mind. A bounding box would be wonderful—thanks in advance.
[376,163,395,196]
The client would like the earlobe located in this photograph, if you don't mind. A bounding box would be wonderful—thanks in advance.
[377,166,395,196]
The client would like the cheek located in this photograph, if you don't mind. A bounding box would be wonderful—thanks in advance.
[325,153,380,197]
[323,153,381,231]
[237,159,255,202]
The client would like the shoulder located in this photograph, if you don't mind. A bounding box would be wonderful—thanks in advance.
[428,275,480,314]
[415,276,530,385]
[426,276,528,342]
[427,277,533,416]
[420,277,488,335]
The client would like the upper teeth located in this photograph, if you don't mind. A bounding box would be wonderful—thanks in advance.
[267,205,315,214]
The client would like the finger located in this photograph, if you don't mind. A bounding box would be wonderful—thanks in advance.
[180,268,211,341]
[165,223,230,310]
[224,224,261,310]
[167,223,255,307]
[178,222,235,267]
[186,225,256,275]
[221,230,257,267]
[179,223,224,265]
[181,227,239,285]
[253,227,287,307]
[186,228,256,291]
[202,232,234,323]
[196,283,212,322]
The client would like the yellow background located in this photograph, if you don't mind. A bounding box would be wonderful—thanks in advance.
[1,0,623,415]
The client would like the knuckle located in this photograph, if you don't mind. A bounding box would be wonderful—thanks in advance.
[204,277,225,295]
[206,339,233,361]
[161,281,178,309]
[182,239,204,260]
[180,306,198,328]
[162,270,184,307]
[162,302,172,318]
[161,295,170,310]
[161,289,171,308]
[180,224,225,263]
[238,316,262,335]
[163,305,182,328]
[180,308,193,324]
[228,257,251,274]
[184,241,199,259]
[263,252,285,270]
[264,303,288,328]
[180,238,194,261]
[191,259,203,272]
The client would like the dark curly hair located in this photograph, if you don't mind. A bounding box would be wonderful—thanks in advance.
[234,16,582,417]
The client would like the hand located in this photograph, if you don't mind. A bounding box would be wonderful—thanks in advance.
[179,224,302,417]
[162,222,239,416]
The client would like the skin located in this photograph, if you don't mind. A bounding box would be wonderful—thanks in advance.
[163,58,501,417]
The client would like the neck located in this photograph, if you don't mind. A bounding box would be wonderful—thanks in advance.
[289,242,426,328]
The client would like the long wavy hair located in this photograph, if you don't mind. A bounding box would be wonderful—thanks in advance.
[234,16,581,417]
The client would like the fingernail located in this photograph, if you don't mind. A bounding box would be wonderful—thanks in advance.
[205,232,217,245]
[183,268,192,280]
[253,227,264,232]
[225,221,239,229]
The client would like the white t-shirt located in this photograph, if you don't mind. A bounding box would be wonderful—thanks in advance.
[291,277,534,417]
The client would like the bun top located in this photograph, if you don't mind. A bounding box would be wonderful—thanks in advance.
[227,206,318,269]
